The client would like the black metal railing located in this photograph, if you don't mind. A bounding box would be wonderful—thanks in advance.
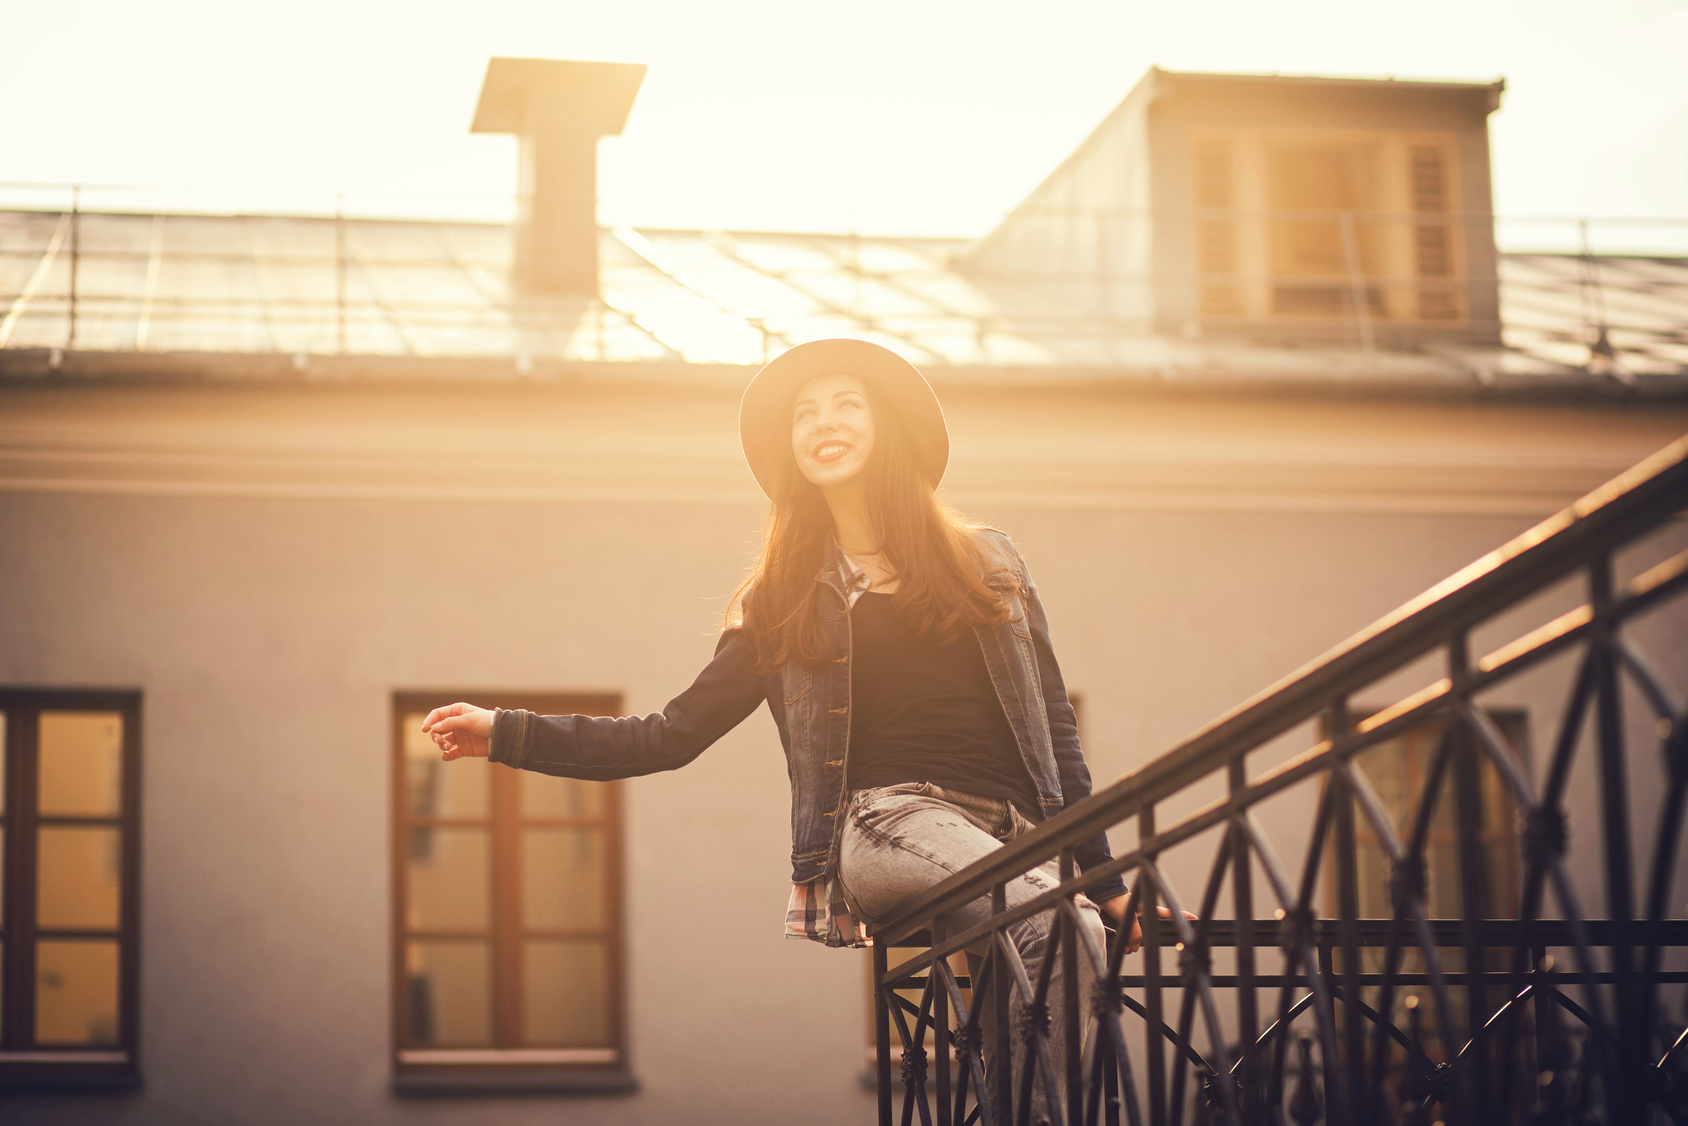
[870,433,1688,1125]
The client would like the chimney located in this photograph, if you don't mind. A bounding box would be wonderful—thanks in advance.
[471,57,647,296]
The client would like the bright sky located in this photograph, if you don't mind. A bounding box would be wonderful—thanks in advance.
[5,0,1686,237]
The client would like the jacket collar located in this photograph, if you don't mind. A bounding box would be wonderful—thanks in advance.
[815,536,870,603]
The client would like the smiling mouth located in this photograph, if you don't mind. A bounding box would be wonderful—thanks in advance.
[812,441,851,463]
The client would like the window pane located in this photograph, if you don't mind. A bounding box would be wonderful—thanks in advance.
[523,829,605,930]
[402,712,487,818]
[1429,842,1462,918]
[522,941,608,1045]
[406,828,489,930]
[403,941,490,1046]
[38,826,122,929]
[36,940,120,1045]
[1356,743,1405,828]
[521,773,604,819]
[1428,774,1456,832]
[39,711,123,816]
[1358,845,1388,919]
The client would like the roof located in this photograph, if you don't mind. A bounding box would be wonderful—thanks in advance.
[0,209,1683,394]
[1150,68,1506,100]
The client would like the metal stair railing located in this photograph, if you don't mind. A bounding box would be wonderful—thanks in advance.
[870,432,1688,1126]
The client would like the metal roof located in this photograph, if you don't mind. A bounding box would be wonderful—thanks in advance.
[1,209,1684,391]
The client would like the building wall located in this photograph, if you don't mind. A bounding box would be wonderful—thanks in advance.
[1,380,1683,1124]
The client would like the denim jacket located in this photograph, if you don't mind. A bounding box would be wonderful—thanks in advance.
[489,529,1127,905]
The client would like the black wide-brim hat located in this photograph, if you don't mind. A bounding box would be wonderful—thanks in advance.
[738,338,949,499]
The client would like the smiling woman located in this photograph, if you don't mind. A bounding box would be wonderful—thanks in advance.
[419,337,1151,1122]
[791,373,875,483]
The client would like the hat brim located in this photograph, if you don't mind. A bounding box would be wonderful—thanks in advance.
[739,339,949,499]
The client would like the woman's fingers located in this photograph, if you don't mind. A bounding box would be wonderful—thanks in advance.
[1119,906,1197,955]
[421,703,477,733]
[420,706,492,760]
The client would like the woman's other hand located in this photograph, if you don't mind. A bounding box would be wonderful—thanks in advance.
[1097,896,1195,955]
[421,704,493,761]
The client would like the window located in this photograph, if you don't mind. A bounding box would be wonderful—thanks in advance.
[1265,139,1386,318]
[1188,130,1465,327]
[1325,710,1524,1052]
[0,690,141,1093]
[1332,711,1522,924]
[390,692,631,1095]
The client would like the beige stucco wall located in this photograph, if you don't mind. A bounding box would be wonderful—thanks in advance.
[1,379,1683,1124]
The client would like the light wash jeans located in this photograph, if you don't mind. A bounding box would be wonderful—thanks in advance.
[839,782,1106,1124]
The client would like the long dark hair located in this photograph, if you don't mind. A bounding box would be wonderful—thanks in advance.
[729,384,1012,672]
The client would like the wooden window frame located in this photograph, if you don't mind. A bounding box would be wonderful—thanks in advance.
[1322,706,1524,924]
[0,688,142,1094]
[1187,127,1468,328]
[389,690,634,1097]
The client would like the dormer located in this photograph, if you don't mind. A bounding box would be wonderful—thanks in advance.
[964,69,1506,349]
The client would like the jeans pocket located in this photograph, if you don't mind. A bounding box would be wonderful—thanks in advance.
[849,782,937,838]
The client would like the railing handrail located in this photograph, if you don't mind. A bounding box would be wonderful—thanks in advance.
[871,431,1688,947]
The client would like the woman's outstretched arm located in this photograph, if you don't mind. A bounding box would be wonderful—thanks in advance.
[422,626,768,779]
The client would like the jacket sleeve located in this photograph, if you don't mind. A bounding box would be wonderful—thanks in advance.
[489,626,768,781]
[1008,540,1130,902]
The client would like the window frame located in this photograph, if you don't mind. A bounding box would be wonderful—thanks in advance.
[0,688,142,1094]
[388,690,633,1097]
[1187,126,1468,328]
[1322,706,1524,924]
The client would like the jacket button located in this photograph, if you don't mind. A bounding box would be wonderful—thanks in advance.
[828,707,847,715]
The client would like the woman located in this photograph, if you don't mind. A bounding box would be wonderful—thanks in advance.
[422,338,1141,1114]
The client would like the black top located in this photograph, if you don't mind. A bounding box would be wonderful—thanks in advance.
[846,591,1042,817]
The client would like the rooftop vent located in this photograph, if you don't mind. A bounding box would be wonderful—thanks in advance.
[471,57,646,297]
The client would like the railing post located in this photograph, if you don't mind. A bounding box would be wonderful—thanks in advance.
[875,940,893,1126]
[1060,849,1082,1121]
[933,915,951,1126]
[335,194,347,355]
[1228,757,1260,1122]
[992,881,1012,1124]
[67,184,80,351]
[1140,806,1165,1126]
[1590,553,1644,1122]
[1329,698,1366,1124]
[1339,210,1374,355]
[1448,633,1494,1125]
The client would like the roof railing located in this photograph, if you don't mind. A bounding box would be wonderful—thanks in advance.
[0,196,1684,378]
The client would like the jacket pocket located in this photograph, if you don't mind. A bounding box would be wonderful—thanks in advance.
[781,665,813,705]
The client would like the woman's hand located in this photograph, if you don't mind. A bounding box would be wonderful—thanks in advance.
[421,703,493,761]
[1096,895,1195,955]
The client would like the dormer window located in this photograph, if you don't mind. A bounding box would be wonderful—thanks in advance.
[1192,130,1464,330]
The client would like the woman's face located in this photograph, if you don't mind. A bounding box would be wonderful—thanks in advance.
[790,372,875,490]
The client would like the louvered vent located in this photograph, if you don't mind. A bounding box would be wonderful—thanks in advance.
[1410,146,1458,319]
